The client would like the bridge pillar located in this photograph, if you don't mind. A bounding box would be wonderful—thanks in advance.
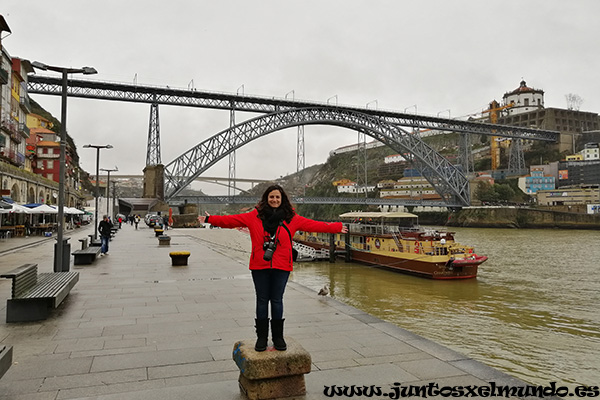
[143,164,165,200]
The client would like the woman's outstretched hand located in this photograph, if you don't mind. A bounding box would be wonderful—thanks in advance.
[340,225,348,234]
[197,211,210,224]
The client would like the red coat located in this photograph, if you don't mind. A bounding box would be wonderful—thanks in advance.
[207,209,343,271]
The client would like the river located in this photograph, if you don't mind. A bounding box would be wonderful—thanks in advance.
[289,227,600,388]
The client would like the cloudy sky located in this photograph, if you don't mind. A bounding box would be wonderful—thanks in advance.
[3,1,599,194]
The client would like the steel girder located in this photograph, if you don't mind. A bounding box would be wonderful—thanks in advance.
[146,102,161,165]
[173,195,453,207]
[164,107,471,206]
[28,75,559,141]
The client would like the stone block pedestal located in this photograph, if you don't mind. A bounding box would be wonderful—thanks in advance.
[232,337,311,400]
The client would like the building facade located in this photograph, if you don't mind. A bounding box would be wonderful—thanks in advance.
[537,186,600,207]
[0,14,84,207]
[520,167,556,195]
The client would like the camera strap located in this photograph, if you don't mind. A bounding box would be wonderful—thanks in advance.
[280,222,292,243]
[280,222,299,261]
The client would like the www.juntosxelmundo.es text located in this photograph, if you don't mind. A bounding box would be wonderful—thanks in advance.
[323,382,599,398]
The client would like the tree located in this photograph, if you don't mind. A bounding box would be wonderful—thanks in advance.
[565,93,584,111]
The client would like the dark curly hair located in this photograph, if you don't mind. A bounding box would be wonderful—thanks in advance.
[256,184,295,223]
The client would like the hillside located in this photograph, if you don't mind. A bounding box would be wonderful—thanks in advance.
[237,145,396,219]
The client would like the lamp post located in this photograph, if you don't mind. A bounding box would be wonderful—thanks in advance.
[100,167,118,218]
[31,61,97,272]
[83,144,113,240]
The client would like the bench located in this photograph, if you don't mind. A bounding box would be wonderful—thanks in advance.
[72,246,102,265]
[88,234,102,247]
[0,264,79,323]
[0,345,12,379]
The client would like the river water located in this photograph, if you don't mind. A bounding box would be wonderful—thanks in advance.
[289,227,600,388]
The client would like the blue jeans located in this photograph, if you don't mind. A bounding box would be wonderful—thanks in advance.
[100,235,110,254]
[251,269,290,320]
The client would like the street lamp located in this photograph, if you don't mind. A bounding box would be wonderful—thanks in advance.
[100,166,118,218]
[31,61,97,273]
[83,144,113,240]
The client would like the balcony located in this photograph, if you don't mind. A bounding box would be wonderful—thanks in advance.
[0,68,8,85]
[20,92,32,113]
[18,122,30,138]
[10,131,22,144]
[0,118,17,135]
[0,148,24,166]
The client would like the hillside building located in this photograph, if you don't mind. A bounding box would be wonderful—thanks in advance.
[379,176,441,201]
[518,167,556,195]
[497,81,600,153]
[0,14,84,207]
[537,186,600,207]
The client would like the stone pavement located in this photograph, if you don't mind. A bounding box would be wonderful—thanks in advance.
[0,223,527,399]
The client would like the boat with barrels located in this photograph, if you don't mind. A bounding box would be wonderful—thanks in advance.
[294,211,487,279]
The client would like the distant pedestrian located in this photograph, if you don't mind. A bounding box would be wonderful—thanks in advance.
[118,216,123,228]
[134,215,140,230]
[198,184,348,352]
[163,215,169,231]
[98,215,112,255]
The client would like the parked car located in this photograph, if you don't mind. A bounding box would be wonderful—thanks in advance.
[145,214,162,227]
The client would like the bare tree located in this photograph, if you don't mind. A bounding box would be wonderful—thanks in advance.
[565,93,584,111]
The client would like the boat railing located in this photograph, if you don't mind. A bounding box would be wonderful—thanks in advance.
[347,223,404,235]
[347,222,423,236]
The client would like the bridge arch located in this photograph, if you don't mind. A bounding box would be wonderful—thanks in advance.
[164,107,470,205]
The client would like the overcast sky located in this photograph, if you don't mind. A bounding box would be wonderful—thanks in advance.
[3,1,599,194]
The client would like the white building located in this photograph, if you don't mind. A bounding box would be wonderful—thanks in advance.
[581,143,600,160]
[336,183,375,194]
[502,80,545,116]
[384,154,406,164]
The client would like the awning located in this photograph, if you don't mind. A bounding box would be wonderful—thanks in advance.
[1,204,33,214]
[29,204,58,214]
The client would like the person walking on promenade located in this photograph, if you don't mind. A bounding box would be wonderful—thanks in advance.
[98,215,112,255]
[198,185,348,352]
[134,214,140,230]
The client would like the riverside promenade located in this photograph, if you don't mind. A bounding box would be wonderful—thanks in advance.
[0,223,527,399]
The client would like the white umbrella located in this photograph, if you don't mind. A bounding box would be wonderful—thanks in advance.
[65,207,85,215]
[29,204,59,214]
[8,204,33,214]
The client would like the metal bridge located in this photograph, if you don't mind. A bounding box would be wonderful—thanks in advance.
[28,75,560,207]
[173,195,455,208]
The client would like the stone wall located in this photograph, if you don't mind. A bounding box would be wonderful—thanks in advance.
[447,207,600,229]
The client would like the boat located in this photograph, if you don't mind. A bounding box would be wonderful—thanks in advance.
[294,211,487,280]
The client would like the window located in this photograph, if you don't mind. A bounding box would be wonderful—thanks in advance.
[47,160,54,169]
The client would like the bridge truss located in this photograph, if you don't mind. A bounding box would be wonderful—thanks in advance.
[164,107,474,205]
[27,75,559,141]
[28,75,561,207]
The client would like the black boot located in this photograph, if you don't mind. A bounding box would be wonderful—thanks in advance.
[271,319,287,351]
[254,318,269,352]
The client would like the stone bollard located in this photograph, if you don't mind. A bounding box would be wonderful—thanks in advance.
[158,235,171,246]
[232,337,311,400]
[169,251,190,266]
